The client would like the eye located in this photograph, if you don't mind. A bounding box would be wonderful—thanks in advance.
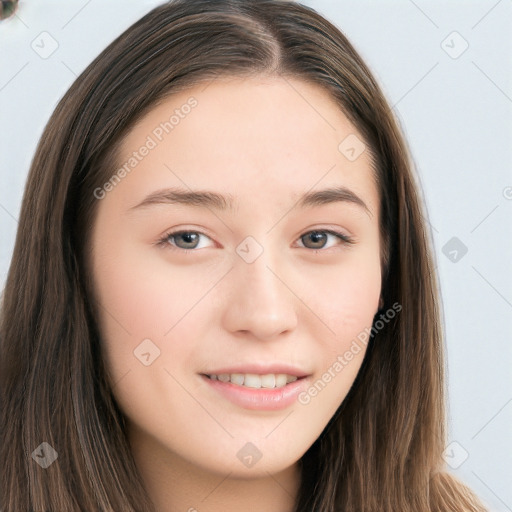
[297,229,354,251]
[156,228,354,253]
[157,230,214,251]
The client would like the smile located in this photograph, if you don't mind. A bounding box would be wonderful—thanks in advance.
[206,373,298,389]
[201,371,309,411]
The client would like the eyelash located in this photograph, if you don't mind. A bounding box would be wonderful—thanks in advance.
[156,229,355,254]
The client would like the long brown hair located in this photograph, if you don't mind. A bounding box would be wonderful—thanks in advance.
[0,1,487,510]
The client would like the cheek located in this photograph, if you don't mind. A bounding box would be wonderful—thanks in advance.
[296,249,381,400]
[330,267,380,339]
[301,251,381,343]
[295,269,380,418]
[90,239,226,385]
[92,240,221,336]
[90,244,221,435]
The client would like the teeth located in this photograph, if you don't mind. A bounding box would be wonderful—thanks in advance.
[230,373,244,386]
[260,374,275,388]
[244,374,261,388]
[275,374,288,388]
[208,373,300,389]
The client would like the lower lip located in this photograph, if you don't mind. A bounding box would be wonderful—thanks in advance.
[201,375,309,411]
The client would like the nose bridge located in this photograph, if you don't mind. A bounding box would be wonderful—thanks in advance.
[240,246,280,298]
[221,236,298,339]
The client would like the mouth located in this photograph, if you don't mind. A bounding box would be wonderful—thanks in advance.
[203,373,302,389]
[199,366,311,411]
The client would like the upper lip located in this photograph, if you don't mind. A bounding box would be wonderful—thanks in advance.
[201,363,310,378]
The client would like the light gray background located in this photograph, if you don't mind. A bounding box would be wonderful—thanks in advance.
[1,1,511,510]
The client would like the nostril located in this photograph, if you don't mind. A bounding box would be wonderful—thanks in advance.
[0,1,19,21]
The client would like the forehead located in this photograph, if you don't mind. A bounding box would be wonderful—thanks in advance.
[114,76,379,216]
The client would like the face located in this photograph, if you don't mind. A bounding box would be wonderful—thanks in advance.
[89,76,381,480]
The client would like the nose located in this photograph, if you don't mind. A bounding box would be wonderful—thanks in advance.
[221,249,298,341]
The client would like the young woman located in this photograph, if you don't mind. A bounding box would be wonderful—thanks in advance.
[0,0,487,510]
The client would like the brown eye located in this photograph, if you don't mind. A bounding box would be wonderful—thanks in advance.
[0,1,19,20]
[301,231,329,249]
[168,231,201,249]
[299,230,353,250]
[158,230,215,252]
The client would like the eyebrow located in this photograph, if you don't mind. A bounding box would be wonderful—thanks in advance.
[128,185,371,217]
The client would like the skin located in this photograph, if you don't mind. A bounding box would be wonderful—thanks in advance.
[89,76,382,512]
